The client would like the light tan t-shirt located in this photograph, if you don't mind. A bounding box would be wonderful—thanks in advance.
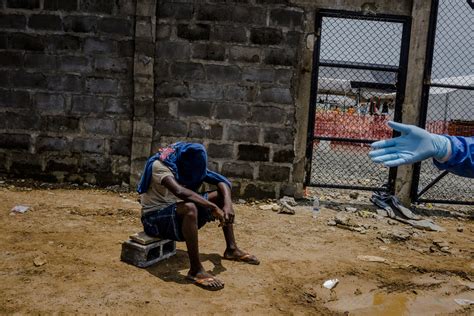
[140,160,181,215]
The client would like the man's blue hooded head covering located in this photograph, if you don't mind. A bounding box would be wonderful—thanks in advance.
[137,142,231,193]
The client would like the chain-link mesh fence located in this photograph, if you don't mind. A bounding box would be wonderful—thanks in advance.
[414,0,473,203]
[308,12,409,190]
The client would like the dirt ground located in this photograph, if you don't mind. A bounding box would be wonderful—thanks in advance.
[0,182,473,315]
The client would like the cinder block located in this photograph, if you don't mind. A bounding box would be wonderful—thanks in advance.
[196,4,231,21]
[98,17,133,36]
[178,100,212,118]
[130,231,160,244]
[0,133,30,150]
[273,149,295,163]
[232,6,266,25]
[47,35,81,51]
[83,118,116,135]
[205,64,241,82]
[270,8,304,29]
[177,24,210,41]
[156,41,190,60]
[71,95,104,114]
[80,0,114,14]
[0,14,27,29]
[36,136,68,153]
[242,68,275,83]
[6,0,40,9]
[264,48,296,67]
[238,144,269,161]
[63,16,97,33]
[263,127,293,145]
[212,25,247,43]
[192,43,225,61]
[28,14,63,31]
[188,122,223,140]
[258,164,291,182]
[229,46,261,63]
[158,2,193,20]
[154,119,187,137]
[121,236,176,268]
[8,33,45,51]
[250,28,283,45]
[215,103,249,120]
[260,87,293,104]
[24,53,57,69]
[208,143,233,159]
[110,137,131,156]
[44,0,77,11]
[170,62,205,80]
[0,89,30,108]
[41,116,80,133]
[85,78,119,94]
[222,162,254,179]
[228,125,260,143]
[118,40,135,57]
[249,105,285,124]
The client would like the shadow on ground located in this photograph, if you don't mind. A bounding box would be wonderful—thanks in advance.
[146,250,226,284]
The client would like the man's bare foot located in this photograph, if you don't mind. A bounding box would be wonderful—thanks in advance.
[223,248,260,265]
[186,270,224,291]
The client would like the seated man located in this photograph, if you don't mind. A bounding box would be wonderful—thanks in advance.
[137,142,259,291]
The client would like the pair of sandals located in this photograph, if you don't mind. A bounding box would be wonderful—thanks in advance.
[186,253,260,291]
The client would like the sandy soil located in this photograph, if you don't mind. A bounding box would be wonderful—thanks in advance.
[0,184,473,315]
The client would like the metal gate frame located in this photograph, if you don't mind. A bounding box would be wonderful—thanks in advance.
[411,0,474,205]
[305,9,412,192]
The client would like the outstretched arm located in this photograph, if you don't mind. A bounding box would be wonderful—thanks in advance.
[162,176,225,223]
[433,135,474,178]
[369,121,451,167]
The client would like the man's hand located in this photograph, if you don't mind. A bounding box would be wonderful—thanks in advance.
[222,204,235,224]
[210,204,225,225]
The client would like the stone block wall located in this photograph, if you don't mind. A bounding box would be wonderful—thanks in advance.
[152,0,307,198]
[0,0,136,185]
[0,0,416,199]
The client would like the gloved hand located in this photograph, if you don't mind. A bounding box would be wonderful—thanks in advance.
[369,121,451,167]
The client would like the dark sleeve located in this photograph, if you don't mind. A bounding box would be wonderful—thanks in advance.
[203,170,232,188]
[433,136,474,178]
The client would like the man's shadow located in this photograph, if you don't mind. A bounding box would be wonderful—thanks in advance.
[146,250,226,284]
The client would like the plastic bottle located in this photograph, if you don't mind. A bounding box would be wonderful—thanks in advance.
[312,197,320,218]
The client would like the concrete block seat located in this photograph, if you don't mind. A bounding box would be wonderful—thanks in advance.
[121,232,176,268]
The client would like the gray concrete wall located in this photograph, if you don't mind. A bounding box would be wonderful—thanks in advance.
[0,0,136,185]
[149,0,307,198]
[1,0,425,200]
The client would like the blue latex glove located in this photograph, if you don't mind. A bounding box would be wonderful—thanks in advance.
[369,121,451,167]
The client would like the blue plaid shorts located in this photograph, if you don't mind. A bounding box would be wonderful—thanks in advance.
[141,193,215,241]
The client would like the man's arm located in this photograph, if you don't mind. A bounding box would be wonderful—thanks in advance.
[217,182,234,224]
[161,176,225,222]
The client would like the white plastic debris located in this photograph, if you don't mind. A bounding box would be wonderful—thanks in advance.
[454,299,474,306]
[259,204,277,211]
[357,255,388,263]
[11,205,31,214]
[323,279,339,290]
[33,256,47,267]
[279,196,298,206]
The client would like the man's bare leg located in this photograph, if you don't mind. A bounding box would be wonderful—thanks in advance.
[207,192,260,264]
[176,202,224,289]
